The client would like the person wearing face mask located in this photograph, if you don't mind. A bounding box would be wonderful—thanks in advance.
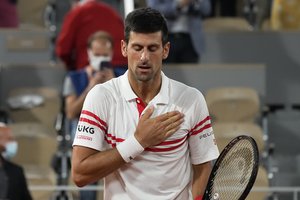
[62,31,116,200]
[0,121,32,200]
[55,0,127,71]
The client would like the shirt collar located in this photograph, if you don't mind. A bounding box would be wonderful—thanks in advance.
[120,70,169,105]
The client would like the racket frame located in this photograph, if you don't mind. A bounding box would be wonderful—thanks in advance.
[203,135,259,200]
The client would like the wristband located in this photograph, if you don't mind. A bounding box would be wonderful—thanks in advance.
[194,195,203,200]
[116,135,144,162]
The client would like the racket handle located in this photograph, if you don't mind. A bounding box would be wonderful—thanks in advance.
[194,195,203,200]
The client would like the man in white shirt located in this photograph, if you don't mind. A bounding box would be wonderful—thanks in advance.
[72,7,219,200]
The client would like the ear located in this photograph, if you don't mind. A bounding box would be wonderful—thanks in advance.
[162,42,170,60]
[121,40,128,57]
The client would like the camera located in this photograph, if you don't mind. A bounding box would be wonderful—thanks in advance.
[99,60,112,71]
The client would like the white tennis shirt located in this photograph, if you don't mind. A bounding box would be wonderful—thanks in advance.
[73,71,219,200]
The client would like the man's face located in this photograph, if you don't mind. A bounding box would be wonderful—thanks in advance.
[88,39,113,70]
[90,39,113,57]
[121,31,170,83]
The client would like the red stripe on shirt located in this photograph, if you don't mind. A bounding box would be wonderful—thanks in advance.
[104,134,124,148]
[104,137,117,148]
[136,98,146,117]
[189,124,212,136]
[104,133,187,152]
[106,133,125,143]
[189,116,211,134]
[79,117,107,133]
[156,135,187,146]
[81,110,107,128]
[146,138,187,152]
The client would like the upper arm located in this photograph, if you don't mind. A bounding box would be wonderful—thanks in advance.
[187,90,219,164]
[72,85,111,151]
[65,94,78,118]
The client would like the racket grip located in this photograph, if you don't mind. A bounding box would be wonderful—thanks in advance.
[194,195,203,200]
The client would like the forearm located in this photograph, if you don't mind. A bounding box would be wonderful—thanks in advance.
[72,135,144,187]
[66,86,93,119]
[72,147,126,187]
[192,162,212,199]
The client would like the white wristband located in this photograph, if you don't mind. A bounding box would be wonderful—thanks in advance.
[116,135,144,163]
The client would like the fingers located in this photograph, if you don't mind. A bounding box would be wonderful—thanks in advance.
[165,115,184,131]
[156,111,184,125]
[135,107,184,148]
[163,113,184,136]
[153,111,184,136]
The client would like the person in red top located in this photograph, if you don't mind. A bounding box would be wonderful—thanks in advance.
[0,0,19,28]
[55,0,127,72]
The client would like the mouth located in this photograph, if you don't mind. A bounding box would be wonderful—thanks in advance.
[137,65,151,72]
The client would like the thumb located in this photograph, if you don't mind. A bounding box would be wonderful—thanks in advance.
[140,105,154,120]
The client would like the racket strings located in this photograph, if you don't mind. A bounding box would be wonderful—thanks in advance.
[209,139,256,200]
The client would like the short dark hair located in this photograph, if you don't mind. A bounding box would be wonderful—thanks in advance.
[87,31,114,49]
[124,7,169,45]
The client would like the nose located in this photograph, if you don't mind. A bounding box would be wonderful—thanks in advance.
[140,49,149,62]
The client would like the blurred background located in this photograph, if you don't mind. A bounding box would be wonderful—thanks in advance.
[0,0,299,199]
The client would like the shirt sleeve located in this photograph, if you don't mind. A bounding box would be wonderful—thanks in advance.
[62,75,75,97]
[187,90,219,165]
[72,84,111,151]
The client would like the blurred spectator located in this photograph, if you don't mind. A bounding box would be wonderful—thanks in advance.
[63,31,116,139]
[0,112,32,200]
[62,31,116,200]
[102,0,125,17]
[210,0,237,17]
[135,0,147,8]
[270,0,300,30]
[0,0,19,28]
[55,0,127,71]
[254,0,273,30]
[146,0,211,63]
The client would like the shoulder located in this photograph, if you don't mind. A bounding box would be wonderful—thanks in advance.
[170,78,203,98]
[168,78,206,108]
[3,159,23,173]
[87,77,121,99]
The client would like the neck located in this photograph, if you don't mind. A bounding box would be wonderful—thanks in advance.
[129,75,162,104]
[137,83,161,104]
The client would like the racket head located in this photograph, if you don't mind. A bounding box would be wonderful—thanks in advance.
[203,135,259,200]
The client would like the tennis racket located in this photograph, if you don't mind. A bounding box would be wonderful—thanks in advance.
[203,135,259,200]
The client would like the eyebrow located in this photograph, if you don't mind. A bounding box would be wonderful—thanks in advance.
[131,42,161,47]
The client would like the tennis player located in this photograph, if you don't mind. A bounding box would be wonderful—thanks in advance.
[72,7,219,200]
